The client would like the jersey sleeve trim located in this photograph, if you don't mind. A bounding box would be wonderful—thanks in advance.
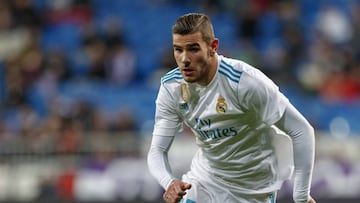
[161,68,183,84]
[219,59,242,84]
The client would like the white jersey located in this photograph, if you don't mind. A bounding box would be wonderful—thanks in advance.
[153,55,294,196]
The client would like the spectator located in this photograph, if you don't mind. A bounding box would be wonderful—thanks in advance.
[42,50,72,82]
[57,118,82,154]
[109,109,138,133]
[105,42,136,86]
[319,70,360,103]
[235,1,260,42]
[350,3,360,57]
[10,0,42,29]
[103,17,137,86]
[0,0,30,61]
[43,0,93,26]
[315,4,353,45]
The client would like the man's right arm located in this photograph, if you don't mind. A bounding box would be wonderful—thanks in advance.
[147,134,177,189]
[147,83,182,189]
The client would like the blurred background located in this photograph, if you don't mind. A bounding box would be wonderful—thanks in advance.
[0,0,359,202]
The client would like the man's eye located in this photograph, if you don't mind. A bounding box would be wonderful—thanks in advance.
[189,48,199,52]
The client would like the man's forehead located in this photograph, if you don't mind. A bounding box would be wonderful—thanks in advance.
[172,32,204,46]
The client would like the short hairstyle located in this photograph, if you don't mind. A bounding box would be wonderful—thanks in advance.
[172,13,215,45]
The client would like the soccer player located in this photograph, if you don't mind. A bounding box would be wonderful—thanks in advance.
[147,13,316,203]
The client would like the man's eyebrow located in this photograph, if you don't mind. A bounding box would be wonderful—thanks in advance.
[173,43,200,48]
[186,43,200,48]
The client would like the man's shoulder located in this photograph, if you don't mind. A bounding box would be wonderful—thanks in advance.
[160,67,183,85]
[218,56,246,85]
[220,55,271,83]
[219,55,258,75]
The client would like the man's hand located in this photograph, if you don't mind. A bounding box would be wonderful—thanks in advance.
[163,180,192,203]
[308,197,316,203]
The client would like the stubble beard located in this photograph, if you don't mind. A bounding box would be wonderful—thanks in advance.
[182,51,213,85]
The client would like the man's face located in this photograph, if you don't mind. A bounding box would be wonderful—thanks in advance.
[172,32,217,85]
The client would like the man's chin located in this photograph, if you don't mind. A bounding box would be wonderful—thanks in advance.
[183,77,196,83]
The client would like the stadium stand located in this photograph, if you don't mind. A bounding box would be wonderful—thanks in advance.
[0,0,359,202]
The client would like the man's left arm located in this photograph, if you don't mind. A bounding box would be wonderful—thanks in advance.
[275,102,316,203]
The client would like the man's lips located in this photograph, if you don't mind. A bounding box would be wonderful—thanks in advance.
[182,68,194,76]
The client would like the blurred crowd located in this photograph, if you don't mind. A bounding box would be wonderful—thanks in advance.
[0,0,359,201]
[0,0,359,153]
[219,0,360,102]
[0,0,141,153]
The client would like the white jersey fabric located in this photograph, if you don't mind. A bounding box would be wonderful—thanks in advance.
[148,55,314,202]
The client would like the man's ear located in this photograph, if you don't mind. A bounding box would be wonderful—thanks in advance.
[210,38,219,56]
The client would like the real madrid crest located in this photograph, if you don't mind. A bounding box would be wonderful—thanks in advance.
[216,96,228,114]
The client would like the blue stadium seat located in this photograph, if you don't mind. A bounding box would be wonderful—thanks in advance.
[41,24,82,56]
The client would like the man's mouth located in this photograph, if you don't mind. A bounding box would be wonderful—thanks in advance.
[182,68,194,76]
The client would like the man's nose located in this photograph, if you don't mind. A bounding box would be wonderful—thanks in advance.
[181,52,190,66]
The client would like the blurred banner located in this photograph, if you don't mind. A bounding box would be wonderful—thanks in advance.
[0,133,359,202]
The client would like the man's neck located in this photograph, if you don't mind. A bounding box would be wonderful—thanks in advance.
[199,53,218,86]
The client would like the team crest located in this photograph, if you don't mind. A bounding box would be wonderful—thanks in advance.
[216,96,228,114]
